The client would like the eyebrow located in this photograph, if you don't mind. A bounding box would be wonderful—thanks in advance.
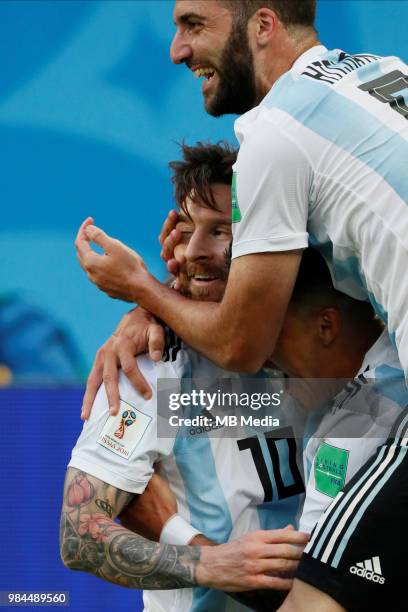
[178,213,231,227]
[177,212,191,223]
[175,11,207,25]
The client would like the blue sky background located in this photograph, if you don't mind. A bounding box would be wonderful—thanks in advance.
[0,3,407,611]
[0,0,406,369]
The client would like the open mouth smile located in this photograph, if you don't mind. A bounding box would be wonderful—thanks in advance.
[191,66,216,81]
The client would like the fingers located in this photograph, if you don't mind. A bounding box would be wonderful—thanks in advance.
[118,342,152,400]
[257,557,299,574]
[81,348,104,420]
[255,528,309,546]
[85,224,113,252]
[161,227,182,262]
[159,210,179,246]
[259,543,304,561]
[173,275,183,292]
[167,257,181,276]
[102,351,121,415]
[75,217,95,260]
[147,323,165,362]
[76,217,94,243]
[75,219,110,277]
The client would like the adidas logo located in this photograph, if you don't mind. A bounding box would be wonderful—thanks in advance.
[349,556,385,584]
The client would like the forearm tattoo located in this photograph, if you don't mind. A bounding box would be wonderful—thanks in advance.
[60,468,200,589]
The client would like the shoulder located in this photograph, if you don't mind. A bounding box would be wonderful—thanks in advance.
[86,345,190,423]
[234,107,313,175]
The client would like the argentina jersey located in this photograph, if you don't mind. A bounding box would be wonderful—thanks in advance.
[68,349,188,498]
[70,330,305,612]
[146,343,306,612]
[300,329,408,534]
[232,45,408,374]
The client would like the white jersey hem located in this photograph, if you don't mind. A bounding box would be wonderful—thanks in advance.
[232,233,308,259]
[68,456,149,494]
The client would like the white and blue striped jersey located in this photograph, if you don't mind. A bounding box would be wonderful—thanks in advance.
[69,342,305,612]
[300,329,408,534]
[232,45,408,374]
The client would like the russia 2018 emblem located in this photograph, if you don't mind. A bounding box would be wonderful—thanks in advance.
[114,409,137,439]
[98,400,152,460]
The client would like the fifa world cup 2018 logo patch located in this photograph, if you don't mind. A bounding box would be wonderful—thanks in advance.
[114,409,137,439]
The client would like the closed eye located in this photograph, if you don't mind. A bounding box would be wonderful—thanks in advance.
[186,20,203,31]
[213,228,231,237]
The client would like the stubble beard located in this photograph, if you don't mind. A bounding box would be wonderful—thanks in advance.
[177,250,231,301]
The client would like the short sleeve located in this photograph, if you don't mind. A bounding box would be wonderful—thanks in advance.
[68,356,176,494]
[299,435,387,534]
[231,118,311,259]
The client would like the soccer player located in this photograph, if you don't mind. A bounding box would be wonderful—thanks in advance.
[74,142,407,610]
[62,142,308,612]
[75,2,408,608]
[76,0,408,377]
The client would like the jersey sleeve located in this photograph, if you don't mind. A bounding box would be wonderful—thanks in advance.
[300,350,404,533]
[232,114,311,259]
[68,355,177,494]
[300,436,383,533]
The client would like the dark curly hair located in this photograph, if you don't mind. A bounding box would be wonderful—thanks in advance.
[169,141,237,215]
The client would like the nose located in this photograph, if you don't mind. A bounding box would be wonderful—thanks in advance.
[170,30,192,64]
[184,231,210,262]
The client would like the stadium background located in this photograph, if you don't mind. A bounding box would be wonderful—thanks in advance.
[0,1,406,610]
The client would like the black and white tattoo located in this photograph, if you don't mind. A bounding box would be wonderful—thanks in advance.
[95,498,114,518]
[60,468,200,589]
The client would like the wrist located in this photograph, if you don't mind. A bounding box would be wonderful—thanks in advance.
[130,271,155,305]
[195,545,217,588]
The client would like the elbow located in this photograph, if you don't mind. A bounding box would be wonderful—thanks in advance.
[219,339,269,373]
[60,542,78,572]
[60,547,74,571]
[60,552,75,571]
[60,542,85,573]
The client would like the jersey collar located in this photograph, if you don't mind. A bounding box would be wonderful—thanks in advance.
[290,44,329,75]
[358,328,391,376]
[257,44,329,109]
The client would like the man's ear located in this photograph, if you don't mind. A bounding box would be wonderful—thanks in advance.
[319,307,341,346]
[250,8,279,46]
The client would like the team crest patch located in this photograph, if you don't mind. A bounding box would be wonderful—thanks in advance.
[231,171,242,223]
[314,442,349,498]
[98,399,152,460]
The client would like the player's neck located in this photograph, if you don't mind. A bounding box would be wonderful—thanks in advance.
[257,35,320,99]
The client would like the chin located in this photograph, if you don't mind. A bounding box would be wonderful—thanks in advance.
[204,96,220,117]
[204,86,230,117]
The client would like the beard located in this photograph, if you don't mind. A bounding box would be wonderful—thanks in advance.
[206,20,258,117]
[178,249,231,301]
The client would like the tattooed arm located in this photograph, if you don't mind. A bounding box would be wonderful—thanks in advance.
[60,468,308,591]
[60,468,199,589]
